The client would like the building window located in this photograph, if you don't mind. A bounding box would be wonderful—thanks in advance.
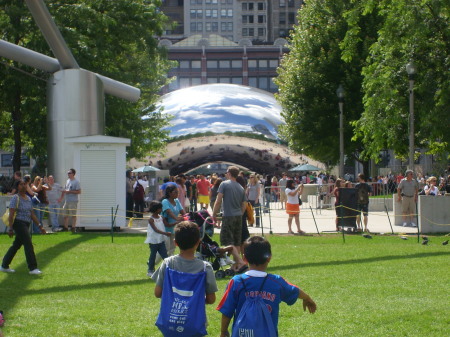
[205,0,211,3]
[190,22,197,32]
[207,77,218,83]
[242,28,254,37]
[288,0,295,8]
[232,77,243,84]
[269,59,278,68]
[192,78,202,86]
[192,60,201,68]
[212,9,218,18]
[288,12,295,24]
[180,78,190,88]
[257,2,265,10]
[280,0,286,7]
[190,10,196,19]
[270,78,278,90]
[248,60,257,68]
[231,60,242,68]
[228,9,233,17]
[259,77,268,89]
[221,22,227,31]
[221,9,227,17]
[197,10,203,18]
[219,60,231,68]
[219,77,231,83]
[259,60,268,68]
[242,3,247,10]
[207,60,218,68]
[206,22,211,31]
[227,22,233,31]
[179,60,190,69]
[258,15,265,23]
[258,28,266,36]
[212,22,218,31]
[197,22,203,31]
[205,9,211,17]
[279,12,286,25]
[1,153,30,167]
[249,77,257,87]
[243,15,254,24]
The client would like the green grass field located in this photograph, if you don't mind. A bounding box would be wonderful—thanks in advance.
[0,232,448,336]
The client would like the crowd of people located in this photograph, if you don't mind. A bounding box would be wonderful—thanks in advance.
[1,169,81,276]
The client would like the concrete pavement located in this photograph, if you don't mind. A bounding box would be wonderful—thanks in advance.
[124,202,419,235]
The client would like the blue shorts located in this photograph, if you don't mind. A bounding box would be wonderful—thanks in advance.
[357,204,369,216]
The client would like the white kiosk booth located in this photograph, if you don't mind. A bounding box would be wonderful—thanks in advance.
[65,135,130,230]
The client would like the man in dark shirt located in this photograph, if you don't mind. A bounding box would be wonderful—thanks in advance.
[7,171,22,195]
[355,173,372,232]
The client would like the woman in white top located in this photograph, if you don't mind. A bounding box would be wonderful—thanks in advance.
[424,176,439,196]
[285,179,305,235]
[145,201,171,277]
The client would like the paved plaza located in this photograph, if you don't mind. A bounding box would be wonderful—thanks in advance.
[125,203,419,236]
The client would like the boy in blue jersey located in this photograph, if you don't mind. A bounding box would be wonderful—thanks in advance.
[216,236,317,337]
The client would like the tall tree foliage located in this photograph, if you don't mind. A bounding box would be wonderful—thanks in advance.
[0,0,174,172]
[351,0,450,160]
[276,0,449,172]
[275,0,376,171]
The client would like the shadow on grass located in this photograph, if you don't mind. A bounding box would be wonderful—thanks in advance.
[22,278,150,296]
[0,233,101,315]
[270,251,450,272]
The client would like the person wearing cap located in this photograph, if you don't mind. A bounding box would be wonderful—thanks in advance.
[397,170,419,227]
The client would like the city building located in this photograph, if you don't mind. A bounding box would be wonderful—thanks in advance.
[160,0,303,44]
[160,35,288,93]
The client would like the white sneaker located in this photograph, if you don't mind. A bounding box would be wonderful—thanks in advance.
[0,266,15,273]
[29,269,42,275]
[219,258,228,267]
[410,222,417,227]
[402,222,408,227]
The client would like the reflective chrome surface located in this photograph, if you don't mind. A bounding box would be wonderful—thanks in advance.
[157,84,283,139]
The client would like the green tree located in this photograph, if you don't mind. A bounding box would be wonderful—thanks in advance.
[0,0,174,172]
[275,0,377,174]
[351,0,450,160]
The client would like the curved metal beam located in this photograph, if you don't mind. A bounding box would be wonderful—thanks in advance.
[25,0,79,69]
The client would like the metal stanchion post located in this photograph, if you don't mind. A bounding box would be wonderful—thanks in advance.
[309,206,320,235]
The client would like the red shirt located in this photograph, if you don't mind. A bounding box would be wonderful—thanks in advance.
[197,179,211,196]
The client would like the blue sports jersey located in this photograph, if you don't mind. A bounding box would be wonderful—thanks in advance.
[217,272,300,335]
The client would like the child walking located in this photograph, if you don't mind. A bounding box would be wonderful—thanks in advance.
[152,221,218,336]
[217,236,317,337]
[145,201,171,278]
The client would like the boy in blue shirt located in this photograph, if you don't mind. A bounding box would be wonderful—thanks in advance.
[216,236,317,337]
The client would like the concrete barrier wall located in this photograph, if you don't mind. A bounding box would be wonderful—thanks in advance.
[418,195,450,233]
[394,194,450,233]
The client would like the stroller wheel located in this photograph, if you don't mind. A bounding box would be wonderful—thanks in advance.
[225,268,235,277]
[215,270,225,279]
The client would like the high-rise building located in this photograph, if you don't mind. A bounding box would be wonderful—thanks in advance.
[160,0,303,44]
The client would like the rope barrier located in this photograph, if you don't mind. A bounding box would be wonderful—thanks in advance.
[25,204,450,227]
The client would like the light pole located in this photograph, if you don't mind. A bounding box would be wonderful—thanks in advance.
[406,61,416,171]
[336,84,345,178]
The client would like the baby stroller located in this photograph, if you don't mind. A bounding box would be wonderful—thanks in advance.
[190,210,235,279]
[188,208,215,237]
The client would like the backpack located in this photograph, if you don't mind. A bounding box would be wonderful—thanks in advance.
[232,276,277,337]
[246,202,254,225]
[356,183,369,204]
[133,182,144,201]
[156,261,208,337]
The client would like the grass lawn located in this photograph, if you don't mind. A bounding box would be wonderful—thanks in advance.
[0,232,448,336]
